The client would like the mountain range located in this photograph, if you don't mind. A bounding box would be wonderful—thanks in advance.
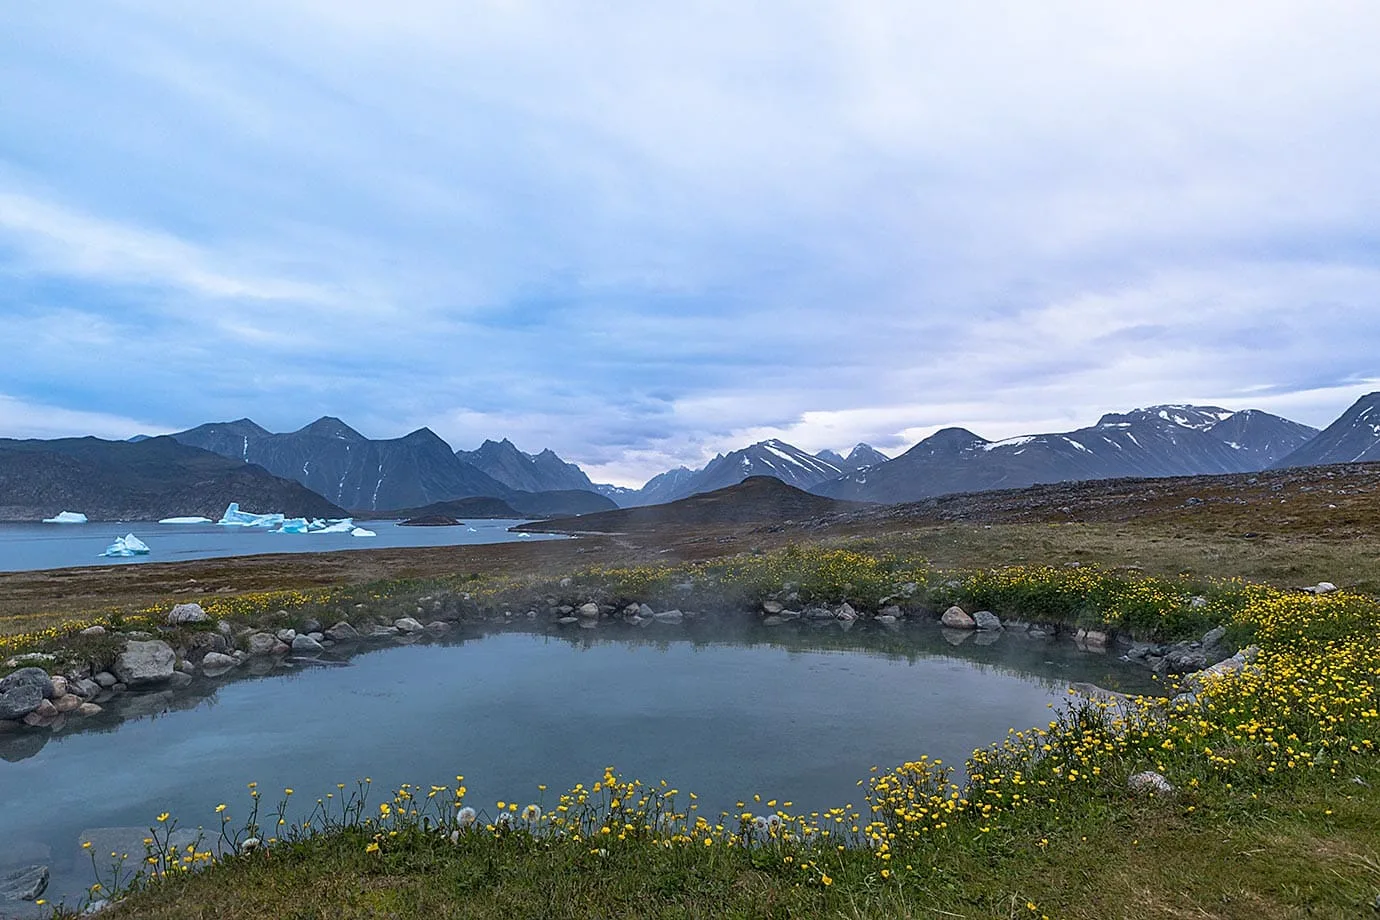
[7,393,1380,522]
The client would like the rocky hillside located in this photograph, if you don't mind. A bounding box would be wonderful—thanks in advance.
[621,440,846,507]
[0,436,346,521]
[816,443,890,471]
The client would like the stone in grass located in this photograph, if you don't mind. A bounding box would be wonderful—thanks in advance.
[1128,771,1175,796]
[941,606,976,630]
[0,864,48,902]
[166,603,210,625]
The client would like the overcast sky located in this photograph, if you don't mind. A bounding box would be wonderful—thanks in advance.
[3,2,1379,486]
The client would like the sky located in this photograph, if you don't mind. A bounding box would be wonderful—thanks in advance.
[3,2,1379,487]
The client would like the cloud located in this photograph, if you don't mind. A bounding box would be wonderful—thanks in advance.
[2,1,1379,486]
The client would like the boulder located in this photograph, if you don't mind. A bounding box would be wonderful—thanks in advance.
[325,622,360,641]
[78,625,107,637]
[1128,771,1174,795]
[835,603,858,621]
[556,617,579,625]
[93,671,118,688]
[652,609,684,624]
[0,864,48,902]
[301,618,322,634]
[879,605,902,618]
[166,603,210,625]
[246,632,279,656]
[275,628,297,643]
[52,694,82,713]
[0,669,53,721]
[637,603,655,619]
[1200,625,1229,657]
[200,652,240,673]
[71,678,102,699]
[291,634,325,653]
[762,600,784,615]
[76,702,103,717]
[941,606,976,630]
[577,603,600,619]
[972,611,1003,631]
[113,641,176,687]
[393,617,425,633]
[425,621,451,633]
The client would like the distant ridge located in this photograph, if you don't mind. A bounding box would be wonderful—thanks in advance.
[516,475,870,533]
[0,436,346,521]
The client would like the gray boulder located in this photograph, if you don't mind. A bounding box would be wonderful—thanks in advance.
[93,671,118,688]
[325,622,360,641]
[113,641,176,687]
[166,603,210,625]
[246,632,278,656]
[0,668,54,720]
[393,617,425,633]
[972,611,1003,631]
[941,606,976,630]
[291,634,324,653]
[200,652,240,674]
[652,609,684,623]
[577,603,600,618]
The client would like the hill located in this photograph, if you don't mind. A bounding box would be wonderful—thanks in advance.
[1273,391,1380,468]
[0,436,346,521]
[516,475,870,533]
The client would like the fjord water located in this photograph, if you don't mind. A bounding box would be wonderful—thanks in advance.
[0,624,1157,912]
[0,520,563,573]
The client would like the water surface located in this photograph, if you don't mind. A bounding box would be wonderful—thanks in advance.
[0,520,562,573]
[0,622,1155,913]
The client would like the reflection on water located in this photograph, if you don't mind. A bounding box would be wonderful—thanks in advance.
[0,620,1156,914]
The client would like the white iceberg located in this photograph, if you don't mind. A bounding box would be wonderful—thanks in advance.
[159,516,212,525]
[275,518,311,534]
[350,527,376,537]
[43,511,88,524]
[218,503,286,528]
[100,533,151,557]
[313,519,355,534]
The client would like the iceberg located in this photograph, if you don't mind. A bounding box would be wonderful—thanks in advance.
[313,519,355,534]
[159,516,212,525]
[43,511,88,524]
[350,527,376,538]
[100,533,151,557]
[218,503,286,528]
[275,518,311,534]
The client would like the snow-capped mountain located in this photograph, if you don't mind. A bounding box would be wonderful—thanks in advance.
[815,405,1318,504]
[454,439,595,494]
[816,443,890,471]
[1273,392,1380,468]
[620,440,846,506]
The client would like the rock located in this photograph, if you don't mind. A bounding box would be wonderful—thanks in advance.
[835,603,857,621]
[635,603,654,619]
[972,611,1003,631]
[71,678,102,699]
[556,617,579,625]
[79,625,107,637]
[0,864,48,902]
[559,577,573,588]
[113,640,176,687]
[1128,771,1174,795]
[0,669,54,720]
[246,632,279,656]
[577,603,600,618]
[393,617,425,634]
[275,628,297,643]
[652,609,684,623]
[93,671,117,688]
[1076,629,1110,648]
[49,676,69,697]
[762,600,784,615]
[1200,625,1228,652]
[803,607,835,621]
[53,693,82,713]
[880,605,902,618]
[368,626,399,639]
[425,621,451,633]
[325,622,359,641]
[941,606,976,630]
[200,652,240,673]
[185,631,229,661]
[291,634,324,653]
[166,603,210,625]
[76,702,103,717]
[876,614,898,624]
[301,618,322,634]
